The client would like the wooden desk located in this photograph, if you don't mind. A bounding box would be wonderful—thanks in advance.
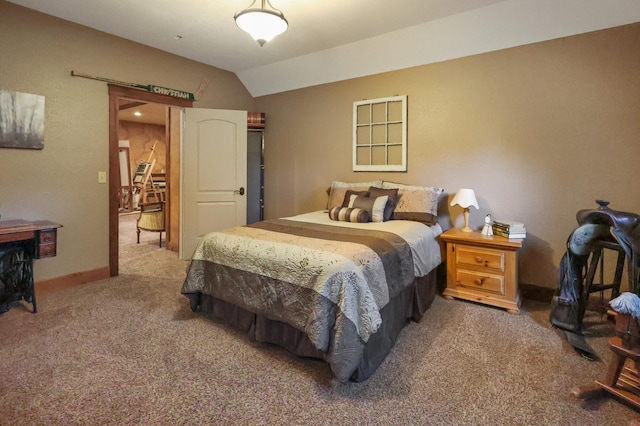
[0,219,62,314]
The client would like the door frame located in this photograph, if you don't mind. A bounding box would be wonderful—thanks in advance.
[108,84,192,277]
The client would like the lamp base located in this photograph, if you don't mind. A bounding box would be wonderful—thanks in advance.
[461,209,473,232]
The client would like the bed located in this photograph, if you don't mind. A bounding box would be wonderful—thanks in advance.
[181,181,444,382]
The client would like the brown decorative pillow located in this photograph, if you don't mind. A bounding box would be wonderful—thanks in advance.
[368,187,398,221]
[328,207,370,223]
[381,181,444,225]
[341,190,370,207]
[348,195,389,223]
[326,180,383,210]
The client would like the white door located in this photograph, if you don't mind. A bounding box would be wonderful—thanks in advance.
[180,108,247,259]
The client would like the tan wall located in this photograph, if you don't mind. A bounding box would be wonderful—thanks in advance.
[257,23,640,289]
[0,1,256,281]
[118,121,167,178]
[2,0,638,291]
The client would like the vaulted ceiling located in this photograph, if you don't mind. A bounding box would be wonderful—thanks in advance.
[8,0,640,97]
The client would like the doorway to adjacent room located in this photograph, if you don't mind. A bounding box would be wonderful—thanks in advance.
[108,85,192,277]
[117,101,170,272]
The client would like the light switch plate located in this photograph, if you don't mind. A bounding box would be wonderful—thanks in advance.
[98,171,107,184]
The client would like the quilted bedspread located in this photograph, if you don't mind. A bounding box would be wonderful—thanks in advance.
[181,211,442,380]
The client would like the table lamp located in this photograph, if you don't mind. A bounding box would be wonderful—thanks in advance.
[450,188,479,232]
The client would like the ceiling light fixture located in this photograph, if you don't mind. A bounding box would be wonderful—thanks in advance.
[234,0,288,46]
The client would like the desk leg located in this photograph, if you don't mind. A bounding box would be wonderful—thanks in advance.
[19,253,36,313]
[29,265,36,313]
[0,244,36,314]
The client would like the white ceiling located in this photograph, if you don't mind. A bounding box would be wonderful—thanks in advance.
[119,101,167,126]
[8,0,640,97]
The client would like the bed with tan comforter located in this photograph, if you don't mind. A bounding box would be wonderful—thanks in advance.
[181,210,442,382]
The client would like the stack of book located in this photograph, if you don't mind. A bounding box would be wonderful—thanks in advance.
[492,219,526,239]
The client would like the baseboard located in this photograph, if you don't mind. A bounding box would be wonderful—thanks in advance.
[35,266,110,294]
[520,282,555,303]
[165,240,179,253]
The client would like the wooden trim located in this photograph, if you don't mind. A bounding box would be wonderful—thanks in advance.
[35,266,110,294]
[166,107,182,253]
[108,85,193,108]
[109,87,119,277]
[0,231,34,244]
[108,84,192,277]
[164,107,172,250]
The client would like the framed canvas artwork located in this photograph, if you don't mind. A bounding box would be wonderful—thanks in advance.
[0,89,45,150]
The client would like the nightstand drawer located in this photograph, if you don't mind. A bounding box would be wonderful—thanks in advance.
[455,246,505,271]
[39,243,56,258]
[37,229,57,258]
[456,270,505,295]
[39,229,56,244]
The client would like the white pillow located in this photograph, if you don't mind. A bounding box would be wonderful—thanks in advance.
[381,181,444,225]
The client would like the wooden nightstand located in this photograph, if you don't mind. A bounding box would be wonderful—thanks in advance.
[440,228,523,314]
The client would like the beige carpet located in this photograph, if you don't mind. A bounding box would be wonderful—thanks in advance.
[0,215,638,425]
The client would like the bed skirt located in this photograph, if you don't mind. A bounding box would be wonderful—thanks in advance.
[186,268,438,382]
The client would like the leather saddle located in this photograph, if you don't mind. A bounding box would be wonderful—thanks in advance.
[551,200,640,332]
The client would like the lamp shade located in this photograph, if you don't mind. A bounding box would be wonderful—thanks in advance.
[450,188,479,209]
[451,188,479,232]
[234,1,288,46]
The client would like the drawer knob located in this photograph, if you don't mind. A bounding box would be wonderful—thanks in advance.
[475,256,483,263]
[474,278,485,286]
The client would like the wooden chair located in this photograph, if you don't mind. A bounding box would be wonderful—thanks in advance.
[136,201,165,247]
[572,311,640,410]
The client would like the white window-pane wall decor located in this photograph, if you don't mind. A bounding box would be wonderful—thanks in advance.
[352,95,406,171]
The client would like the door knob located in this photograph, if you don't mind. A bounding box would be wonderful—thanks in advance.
[234,187,245,196]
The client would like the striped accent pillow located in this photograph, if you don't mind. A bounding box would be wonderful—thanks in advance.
[348,195,388,223]
[328,207,370,223]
